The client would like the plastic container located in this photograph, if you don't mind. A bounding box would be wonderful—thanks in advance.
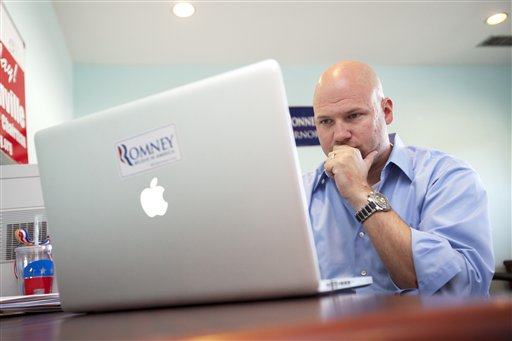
[14,245,54,295]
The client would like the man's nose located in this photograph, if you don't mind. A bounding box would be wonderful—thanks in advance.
[333,122,351,144]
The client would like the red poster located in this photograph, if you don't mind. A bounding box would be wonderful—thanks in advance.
[0,38,27,163]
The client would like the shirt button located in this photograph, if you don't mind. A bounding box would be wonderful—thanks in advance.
[320,179,325,185]
[360,270,367,276]
[358,231,365,238]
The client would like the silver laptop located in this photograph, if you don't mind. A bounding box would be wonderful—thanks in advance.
[35,60,372,313]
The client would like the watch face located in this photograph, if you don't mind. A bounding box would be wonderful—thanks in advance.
[370,192,391,210]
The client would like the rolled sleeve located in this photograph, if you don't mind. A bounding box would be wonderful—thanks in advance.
[412,229,463,294]
[410,161,494,296]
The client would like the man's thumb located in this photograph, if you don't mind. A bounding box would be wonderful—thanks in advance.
[364,150,378,170]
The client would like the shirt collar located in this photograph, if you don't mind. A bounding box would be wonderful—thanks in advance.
[311,168,330,193]
[311,133,414,192]
[385,133,414,182]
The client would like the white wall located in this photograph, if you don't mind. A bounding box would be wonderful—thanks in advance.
[73,63,511,269]
[3,1,73,163]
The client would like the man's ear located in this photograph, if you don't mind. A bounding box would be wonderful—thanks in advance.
[382,97,394,125]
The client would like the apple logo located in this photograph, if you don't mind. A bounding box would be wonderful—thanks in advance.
[140,177,168,217]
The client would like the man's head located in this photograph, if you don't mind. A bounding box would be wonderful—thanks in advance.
[313,60,394,160]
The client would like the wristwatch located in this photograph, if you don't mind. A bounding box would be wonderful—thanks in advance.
[355,191,391,223]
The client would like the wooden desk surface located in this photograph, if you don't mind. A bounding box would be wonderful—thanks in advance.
[2,293,511,340]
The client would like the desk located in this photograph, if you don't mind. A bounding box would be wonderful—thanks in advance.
[1,293,511,340]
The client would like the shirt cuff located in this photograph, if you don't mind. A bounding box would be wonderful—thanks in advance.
[411,229,463,295]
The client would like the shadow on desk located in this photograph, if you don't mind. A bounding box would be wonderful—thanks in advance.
[2,294,511,340]
[56,293,375,340]
[207,296,512,340]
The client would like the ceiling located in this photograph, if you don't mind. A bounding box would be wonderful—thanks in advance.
[52,0,512,65]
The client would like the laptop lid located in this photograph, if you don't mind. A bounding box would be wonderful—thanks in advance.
[35,60,345,313]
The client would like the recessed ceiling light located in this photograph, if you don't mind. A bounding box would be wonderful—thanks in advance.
[485,12,508,25]
[172,2,196,18]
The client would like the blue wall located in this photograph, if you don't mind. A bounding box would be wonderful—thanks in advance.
[4,1,511,271]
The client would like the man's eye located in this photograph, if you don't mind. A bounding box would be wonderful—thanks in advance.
[319,119,333,125]
[347,113,360,120]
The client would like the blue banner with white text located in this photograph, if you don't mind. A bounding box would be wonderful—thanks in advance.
[289,106,319,146]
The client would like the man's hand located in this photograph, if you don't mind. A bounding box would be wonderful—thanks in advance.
[324,145,378,209]
[325,145,418,289]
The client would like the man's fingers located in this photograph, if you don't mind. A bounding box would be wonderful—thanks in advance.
[324,159,335,177]
[364,150,378,170]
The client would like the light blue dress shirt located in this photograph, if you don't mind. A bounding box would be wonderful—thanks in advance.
[303,134,495,295]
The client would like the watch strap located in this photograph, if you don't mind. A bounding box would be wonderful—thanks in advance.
[355,200,377,223]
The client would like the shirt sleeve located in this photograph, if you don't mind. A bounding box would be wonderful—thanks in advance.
[411,161,495,296]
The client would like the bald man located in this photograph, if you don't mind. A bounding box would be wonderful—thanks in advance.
[303,61,494,295]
